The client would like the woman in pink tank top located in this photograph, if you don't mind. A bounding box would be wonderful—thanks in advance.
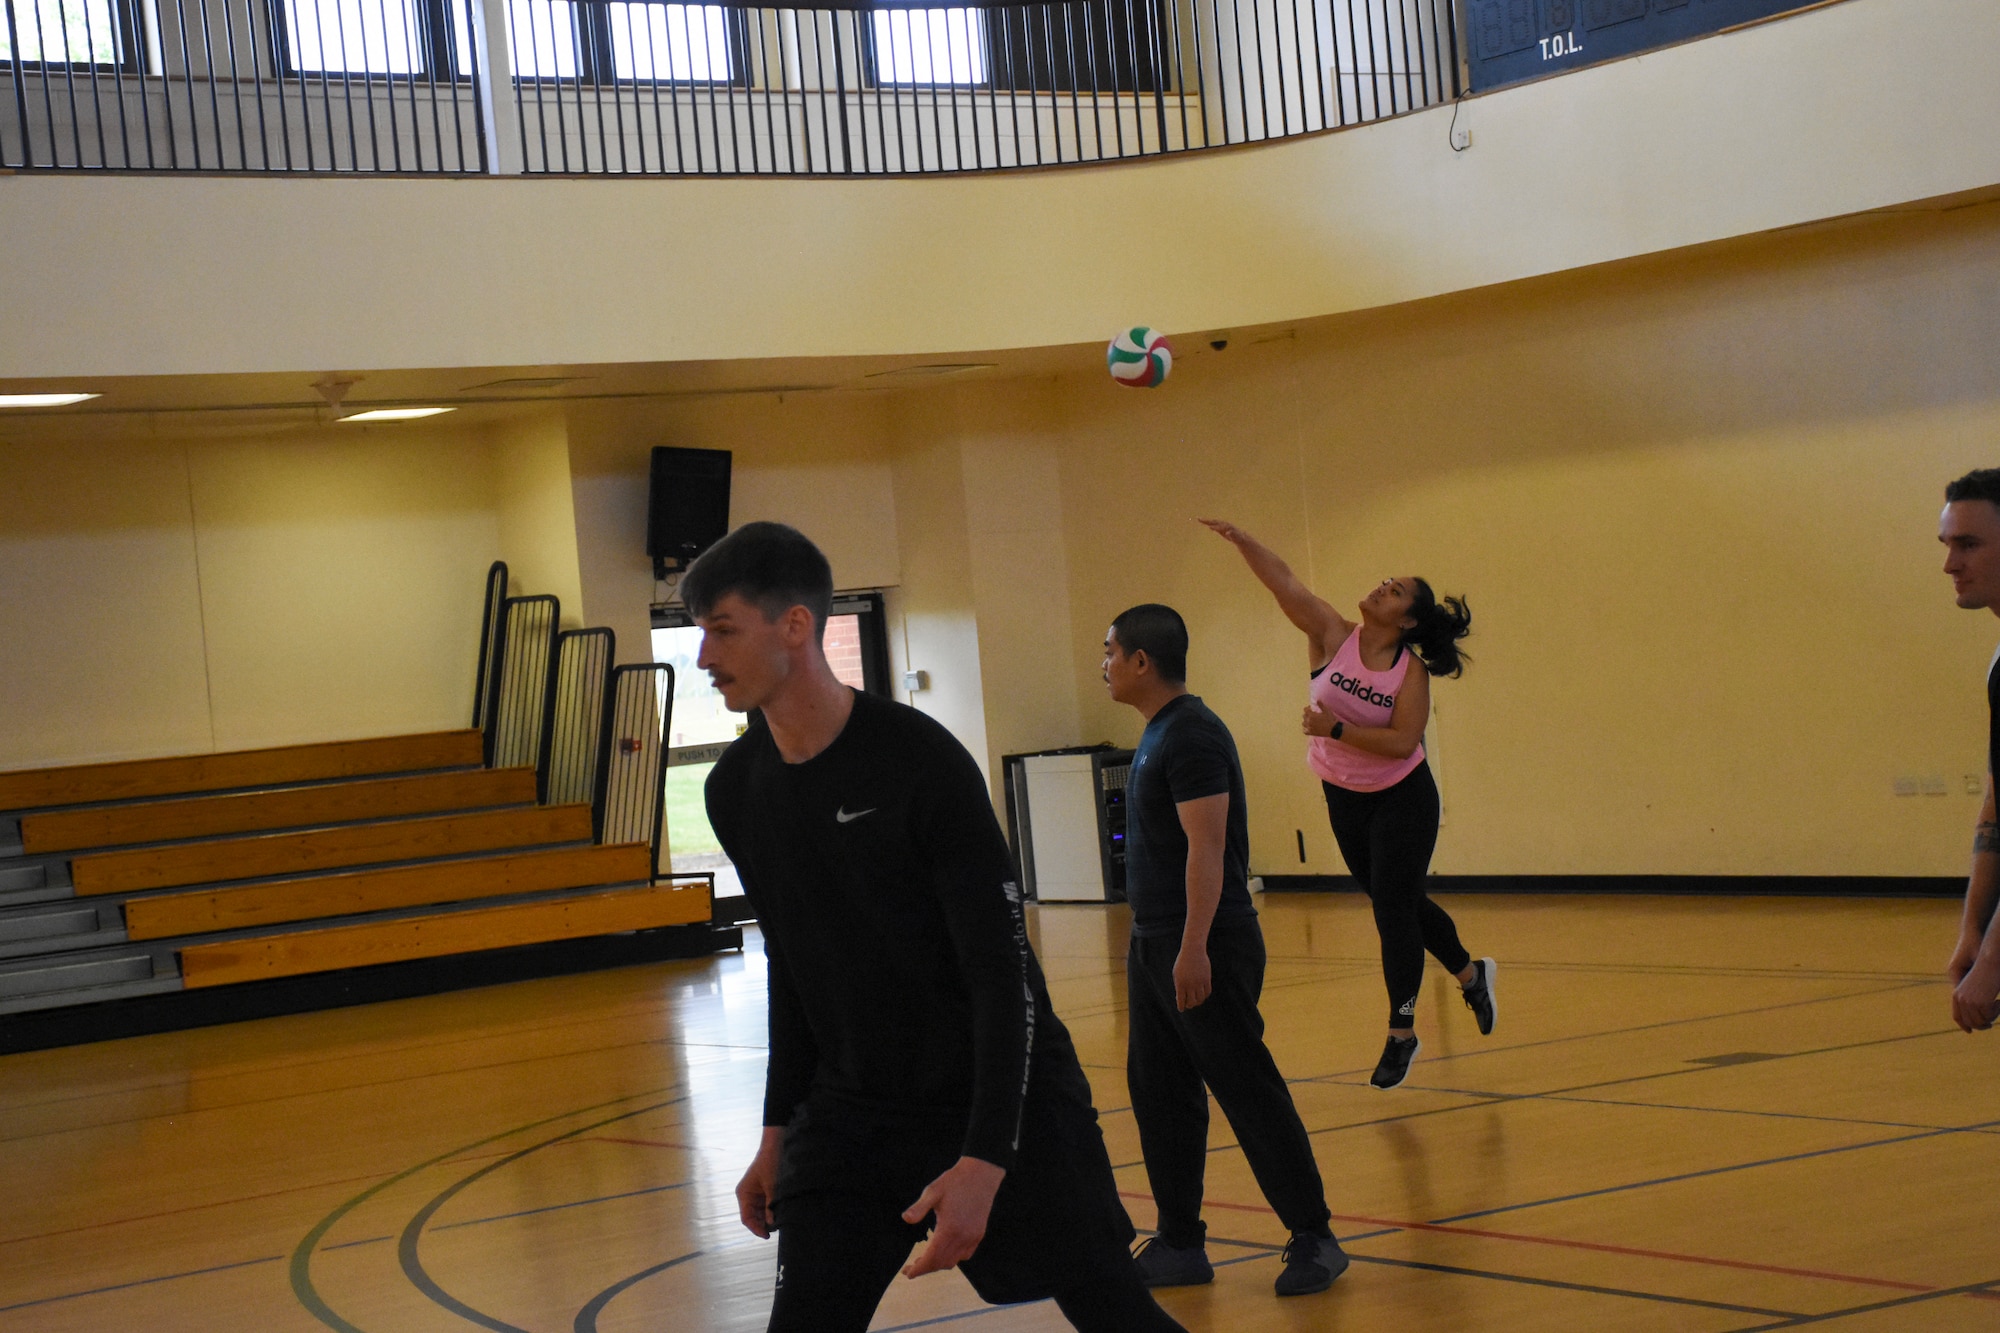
[1202,518,1492,1092]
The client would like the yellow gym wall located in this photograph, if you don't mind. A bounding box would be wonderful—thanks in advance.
[0,414,583,770]
[1030,198,2000,879]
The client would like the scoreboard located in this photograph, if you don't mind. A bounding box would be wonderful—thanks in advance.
[1464,0,1832,93]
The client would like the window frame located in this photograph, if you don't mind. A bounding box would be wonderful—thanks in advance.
[1,0,146,74]
[267,0,472,82]
[506,0,750,88]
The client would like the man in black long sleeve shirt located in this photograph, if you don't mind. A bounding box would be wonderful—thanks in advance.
[690,523,1183,1333]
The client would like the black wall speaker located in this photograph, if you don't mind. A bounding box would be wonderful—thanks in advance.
[646,447,732,576]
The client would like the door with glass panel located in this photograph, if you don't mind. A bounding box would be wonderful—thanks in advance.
[651,592,890,900]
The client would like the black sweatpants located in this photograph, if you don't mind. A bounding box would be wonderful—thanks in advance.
[768,1192,1185,1332]
[1126,920,1331,1249]
[1321,761,1470,1028]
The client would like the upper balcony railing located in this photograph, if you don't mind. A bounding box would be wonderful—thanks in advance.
[0,0,1460,174]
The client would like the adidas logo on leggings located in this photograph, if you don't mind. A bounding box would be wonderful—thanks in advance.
[1327,671,1396,709]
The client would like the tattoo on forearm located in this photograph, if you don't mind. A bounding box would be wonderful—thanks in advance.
[1977,821,2000,855]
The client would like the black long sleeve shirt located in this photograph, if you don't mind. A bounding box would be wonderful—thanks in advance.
[706,691,1065,1173]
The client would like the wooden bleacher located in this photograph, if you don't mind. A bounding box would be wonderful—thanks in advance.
[0,729,725,1050]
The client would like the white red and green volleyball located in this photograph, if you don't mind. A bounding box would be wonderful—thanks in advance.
[1107,327,1173,388]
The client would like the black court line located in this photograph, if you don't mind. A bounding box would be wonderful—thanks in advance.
[1728,1275,2000,1329]
[0,1253,283,1315]
[1342,1252,1801,1318]
[1432,1116,2000,1226]
[1529,1090,1959,1134]
[288,1086,688,1333]
[0,1030,719,1148]
[572,1249,703,1333]
[394,1101,694,1333]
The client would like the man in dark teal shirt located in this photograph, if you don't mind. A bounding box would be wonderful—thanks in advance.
[1104,602,1348,1298]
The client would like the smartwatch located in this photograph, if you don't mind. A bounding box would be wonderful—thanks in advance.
[1330,720,1345,741]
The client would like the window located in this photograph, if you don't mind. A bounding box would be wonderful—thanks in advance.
[1,0,138,70]
[507,0,742,83]
[277,0,471,77]
[868,6,986,86]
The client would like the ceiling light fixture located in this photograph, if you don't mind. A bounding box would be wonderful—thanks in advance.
[0,392,100,408]
[339,406,456,422]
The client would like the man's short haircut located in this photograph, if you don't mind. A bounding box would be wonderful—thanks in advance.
[1110,603,1189,684]
[680,521,834,631]
[1946,469,2000,509]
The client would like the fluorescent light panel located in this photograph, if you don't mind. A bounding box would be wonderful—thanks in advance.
[0,393,100,408]
[339,406,456,422]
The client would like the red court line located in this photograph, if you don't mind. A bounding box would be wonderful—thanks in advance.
[1118,1190,2000,1300]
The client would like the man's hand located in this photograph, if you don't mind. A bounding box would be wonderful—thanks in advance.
[1949,932,1981,987]
[1952,955,2000,1033]
[735,1127,784,1239]
[1174,943,1212,1011]
[900,1156,1006,1277]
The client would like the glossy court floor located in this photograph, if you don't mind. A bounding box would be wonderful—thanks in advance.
[3,891,1997,1332]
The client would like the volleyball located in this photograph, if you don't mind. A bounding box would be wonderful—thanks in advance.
[1107,327,1173,388]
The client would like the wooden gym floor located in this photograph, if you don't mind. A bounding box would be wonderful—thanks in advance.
[2,891,1995,1332]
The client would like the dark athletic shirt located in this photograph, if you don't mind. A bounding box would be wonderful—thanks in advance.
[705,690,1077,1176]
[1988,649,1999,781]
[1122,693,1257,939]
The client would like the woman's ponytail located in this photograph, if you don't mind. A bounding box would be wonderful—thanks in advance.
[1403,578,1472,678]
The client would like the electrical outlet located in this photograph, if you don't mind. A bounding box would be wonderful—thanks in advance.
[1922,775,1949,796]
[1969,775,1986,796]
[1450,124,1472,150]
[1892,776,1919,797]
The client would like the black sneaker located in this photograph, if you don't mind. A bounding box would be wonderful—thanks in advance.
[1461,957,1497,1035]
[1274,1229,1350,1296]
[1371,1034,1420,1089]
[1132,1237,1213,1287]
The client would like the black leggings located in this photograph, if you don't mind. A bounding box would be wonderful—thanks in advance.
[1322,761,1470,1028]
[769,1192,1185,1333]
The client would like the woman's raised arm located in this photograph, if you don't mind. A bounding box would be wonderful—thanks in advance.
[1199,518,1352,653]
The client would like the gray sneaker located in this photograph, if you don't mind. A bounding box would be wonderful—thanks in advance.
[1461,957,1497,1035]
[1132,1236,1213,1287]
[1274,1230,1350,1296]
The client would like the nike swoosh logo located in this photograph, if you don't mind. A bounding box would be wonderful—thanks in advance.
[835,807,877,824]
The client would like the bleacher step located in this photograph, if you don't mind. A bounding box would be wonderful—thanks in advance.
[19,766,540,855]
[180,882,711,988]
[123,843,656,940]
[71,805,596,896]
[0,730,485,815]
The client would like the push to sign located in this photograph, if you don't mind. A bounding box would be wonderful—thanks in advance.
[1540,31,1581,59]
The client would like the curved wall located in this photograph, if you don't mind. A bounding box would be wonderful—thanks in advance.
[1,0,1995,379]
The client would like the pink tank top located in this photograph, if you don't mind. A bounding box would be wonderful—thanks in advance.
[1306,630,1424,792]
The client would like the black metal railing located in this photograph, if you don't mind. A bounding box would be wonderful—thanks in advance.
[543,625,615,819]
[504,0,1459,173]
[489,593,559,785]
[472,559,508,742]
[4,0,1456,172]
[599,662,674,878]
[1,0,485,169]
